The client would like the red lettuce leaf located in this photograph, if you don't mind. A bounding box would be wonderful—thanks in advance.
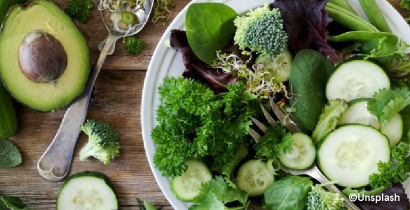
[170,30,236,93]
[271,0,343,63]
[356,183,410,210]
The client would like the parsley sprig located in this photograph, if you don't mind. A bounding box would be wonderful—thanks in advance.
[369,142,410,189]
[254,125,293,160]
[367,88,410,125]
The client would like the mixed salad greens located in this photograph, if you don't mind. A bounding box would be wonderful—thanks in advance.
[151,0,410,209]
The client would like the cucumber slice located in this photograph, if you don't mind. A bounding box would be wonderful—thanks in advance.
[255,50,292,82]
[340,100,380,129]
[326,58,390,102]
[57,171,118,210]
[279,133,316,170]
[170,160,211,202]
[236,159,275,197]
[381,114,403,147]
[318,125,390,188]
[340,100,403,147]
[121,11,136,25]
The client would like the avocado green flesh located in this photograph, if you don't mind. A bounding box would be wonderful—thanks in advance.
[0,0,90,112]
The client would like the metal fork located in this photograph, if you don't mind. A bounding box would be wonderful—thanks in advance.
[249,97,361,210]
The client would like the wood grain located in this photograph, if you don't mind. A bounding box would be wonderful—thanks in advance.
[0,71,174,209]
[53,0,191,71]
[0,0,408,210]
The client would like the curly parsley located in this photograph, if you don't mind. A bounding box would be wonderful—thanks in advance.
[254,125,293,160]
[65,0,93,23]
[151,77,256,177]
[369,142,410,189]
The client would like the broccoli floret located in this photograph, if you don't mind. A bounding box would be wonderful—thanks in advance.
[307,184,346,210]
[65,0,93,23]
[79,119,121,165]
[0,139,22,168]
[124,37,146,56]
[234,4,288,56]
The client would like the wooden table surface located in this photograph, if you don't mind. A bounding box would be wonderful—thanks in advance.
[0,0,407,209]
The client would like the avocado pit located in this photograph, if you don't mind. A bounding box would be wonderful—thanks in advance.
[19,30,67,83]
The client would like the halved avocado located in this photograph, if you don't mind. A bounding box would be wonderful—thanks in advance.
[0,0,90,112]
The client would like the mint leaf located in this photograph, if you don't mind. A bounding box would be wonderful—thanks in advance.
[0,139,22,168]
[367,88,410,125]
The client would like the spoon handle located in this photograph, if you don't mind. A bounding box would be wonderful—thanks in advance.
[37,34,119,181]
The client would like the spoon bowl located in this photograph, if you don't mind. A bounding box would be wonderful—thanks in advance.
[98,0,154,54]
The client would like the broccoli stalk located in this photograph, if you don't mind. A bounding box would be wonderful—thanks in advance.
[79,119,121,165]
[312,99,348,144]
[307,184,346,210]
[234,3,288,56]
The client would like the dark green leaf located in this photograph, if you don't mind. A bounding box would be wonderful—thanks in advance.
[264,175,312,210]
[186,3,237,64]
[289,49,334,131]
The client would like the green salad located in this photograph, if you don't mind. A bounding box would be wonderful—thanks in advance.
[151,0,410,209]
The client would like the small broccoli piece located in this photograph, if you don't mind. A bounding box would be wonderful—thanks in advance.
[79,119,121,165]
[0,139,22,168]
[65,0,93,23]
[123,37,146,56]
[234,3,288,56]
[307,184,346,210]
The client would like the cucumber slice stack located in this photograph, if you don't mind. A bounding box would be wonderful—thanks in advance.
[57,171,118,210]
[318,125,390,188]
[340,100,403,147]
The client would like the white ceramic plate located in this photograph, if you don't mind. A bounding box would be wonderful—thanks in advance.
[141,0,410,209]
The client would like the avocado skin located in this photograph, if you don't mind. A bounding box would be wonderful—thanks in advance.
[0,0,90,112]
[0,0,27,23]
[0,0,25,137]
[0,84,17,138]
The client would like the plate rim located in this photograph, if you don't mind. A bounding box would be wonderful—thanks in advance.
[141,0,410,209]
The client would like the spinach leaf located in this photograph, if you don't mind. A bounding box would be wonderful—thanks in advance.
[186,3,237,65]
[264,175,312,210]
[289,49,334,131]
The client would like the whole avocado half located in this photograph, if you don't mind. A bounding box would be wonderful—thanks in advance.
[0,0,90,112]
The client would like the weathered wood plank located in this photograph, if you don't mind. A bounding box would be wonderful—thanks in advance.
[53,0,191,71]
[0,70,172,209]
[0,1,409,210]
